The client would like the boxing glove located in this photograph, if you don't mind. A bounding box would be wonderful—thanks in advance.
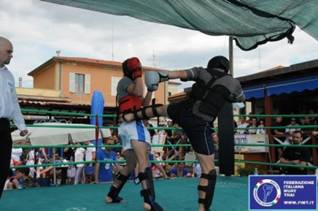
[145,71,169,91]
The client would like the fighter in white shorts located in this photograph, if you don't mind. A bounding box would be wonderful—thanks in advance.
[119,121,151,151]
[106,57,163,211]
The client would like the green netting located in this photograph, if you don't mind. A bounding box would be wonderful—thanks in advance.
[41,0,318,50]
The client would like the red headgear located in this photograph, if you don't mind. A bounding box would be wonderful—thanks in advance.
[122,57,142,79]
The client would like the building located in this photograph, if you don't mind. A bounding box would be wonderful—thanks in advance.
[238,59,318,165]
[28,56,176,107]
[239,59,318,116]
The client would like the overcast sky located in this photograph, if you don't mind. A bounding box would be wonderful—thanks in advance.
[1,0,318,88]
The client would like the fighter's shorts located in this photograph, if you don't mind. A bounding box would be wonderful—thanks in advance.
[118,120,151,151]
[167,99,214,155]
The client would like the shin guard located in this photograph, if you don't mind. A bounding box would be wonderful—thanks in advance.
[198,169,217,211]
[107,172,128,203]
[138,167,163,211]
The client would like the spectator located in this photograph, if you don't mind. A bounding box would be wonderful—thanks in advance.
[95,138,117,183]
[168,162,191,178]
[109,129,121,154]
[144,120,156,138]
[247,118,257,134]
[279,131,311,175]
[212,133,219,160]
[301,116,314,140]
[148,147,168,179]
[272,116,286,140]
[285,117,301,137]
[84,141,96,183]
[256,120,266,135]
[11,148,23,166]
[3,169,19,190]
[64,147,75,184]
[26,149,36,178]
[74,145,85,184]
[184,147,196,177]
[15,168,38,188]
[236,118,249,134]
[61,147,74,185]
[272,116,288,159]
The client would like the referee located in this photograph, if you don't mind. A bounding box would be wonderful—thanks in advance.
[0,36,28,198]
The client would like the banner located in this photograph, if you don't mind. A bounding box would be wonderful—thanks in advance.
[249,175,317,210]
[235,134,269,153]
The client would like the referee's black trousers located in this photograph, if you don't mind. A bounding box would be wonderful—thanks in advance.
[0,118,12,198]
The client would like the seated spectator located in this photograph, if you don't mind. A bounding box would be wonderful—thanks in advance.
[148,147,168,179]
[279,131,311,175]
[272,116,286,137]
[36,159,53,187]
[184,148,196,177]
[256,120,266,135]
[162,130,179,161]
[211,132,219,160]
[285,117,301,137]
[272,116,288,158]
[236,118,249,134]
[11,147,23,166]
[3,169,19,190]
[193,163,202,177]
[15,168,38,189]
[312,130,318,136]
[247,118,257,134]
[301,116,314,140]
[168,163,191,178]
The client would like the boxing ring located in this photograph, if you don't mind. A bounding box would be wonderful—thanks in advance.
[3,109,318,211]
[0,176,247,211]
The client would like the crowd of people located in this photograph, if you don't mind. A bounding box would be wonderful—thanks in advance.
[4,126,219,190]
[234,115,317,175]
[4,115,318,191]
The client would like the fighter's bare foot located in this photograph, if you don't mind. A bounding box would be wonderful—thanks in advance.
[143,202,163,211]
[144,202,151,210]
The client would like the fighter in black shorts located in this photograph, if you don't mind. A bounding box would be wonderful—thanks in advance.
[119,56,245,211]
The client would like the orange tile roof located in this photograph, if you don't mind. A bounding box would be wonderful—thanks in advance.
[55,56,122,66]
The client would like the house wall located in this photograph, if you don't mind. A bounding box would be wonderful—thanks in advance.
[55,61,168,106]
[32,64,55,89]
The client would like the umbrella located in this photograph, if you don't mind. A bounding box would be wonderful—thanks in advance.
[12,122,111,146]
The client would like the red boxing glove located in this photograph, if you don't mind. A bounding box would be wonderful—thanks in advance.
[127,57,142,79]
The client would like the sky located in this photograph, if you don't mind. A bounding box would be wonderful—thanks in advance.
[1,0,318,88]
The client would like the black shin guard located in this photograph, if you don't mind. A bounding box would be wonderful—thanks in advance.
[138,166,156,199]
[198,169,217,211]
[140,189,163,211]
[107,173,128,203]
[138,167,163,211]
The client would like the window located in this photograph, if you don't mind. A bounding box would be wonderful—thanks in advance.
[111,76,121,96]
[69,73,91,94]
[75,73,85,94]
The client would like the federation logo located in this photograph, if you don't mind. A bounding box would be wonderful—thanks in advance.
[253,179,281,207]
